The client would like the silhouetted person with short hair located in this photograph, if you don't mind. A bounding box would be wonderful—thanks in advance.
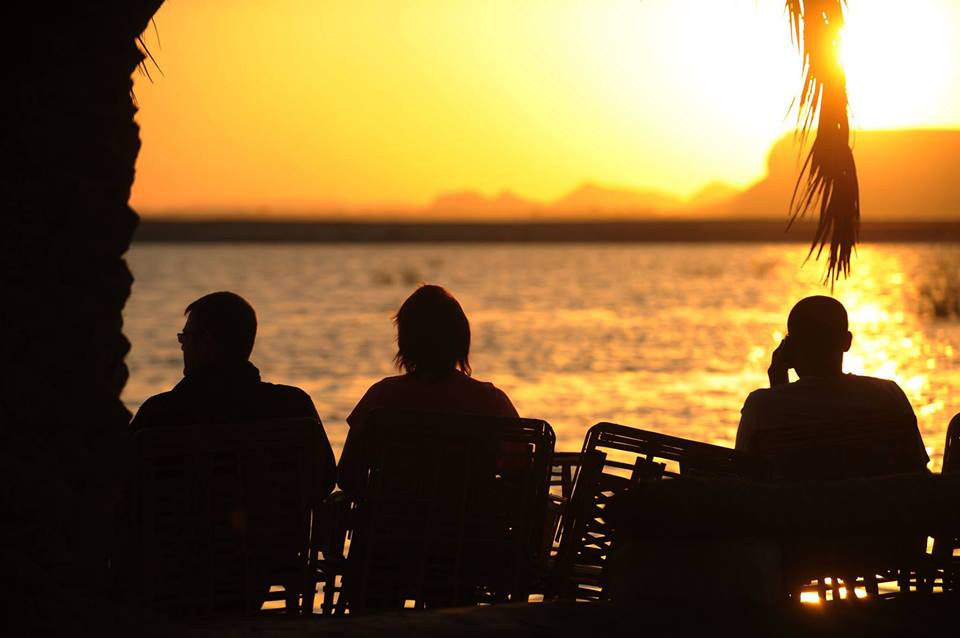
[338,284,518,492]
[132,291,336,496]
[736,295,928,471]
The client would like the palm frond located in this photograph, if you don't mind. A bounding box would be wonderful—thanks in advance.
[132,19,163,107]
[137,19,163,81]
[785,0,860,283]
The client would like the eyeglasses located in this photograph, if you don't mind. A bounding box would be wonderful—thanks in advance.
[178,328,206,344]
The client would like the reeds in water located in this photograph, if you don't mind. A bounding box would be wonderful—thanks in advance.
[917,250,960,319]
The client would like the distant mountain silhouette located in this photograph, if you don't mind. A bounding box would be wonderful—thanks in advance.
[549,182,679,214]
[715,129,960,220]
[427,131,960,221]
[429,190,538,214]
[687,182,739,208]
[428,182,679,218]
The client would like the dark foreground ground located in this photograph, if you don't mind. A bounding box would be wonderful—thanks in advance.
[175,599,956,638]
[20,588,956,637]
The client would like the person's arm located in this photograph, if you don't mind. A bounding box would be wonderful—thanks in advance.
[889,382,930,471]
[296,390,337,499]
[316,428,337,497]
[909,412,932,473]
[767,338,791,387]
[337,425,364,493]
[304,400,337,500]
[337,382,381,493]
[735,393,761,452]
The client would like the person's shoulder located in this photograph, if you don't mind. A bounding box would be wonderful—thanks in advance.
[459,373,502,392]
[139,390,177,408]
[131,391,178,427]
[742,386,776,404]
[259,380,312,401]
[481,380,512,403]
[354,374,410,404]
[347,375,407,428]
[358,374,409,399]
[140,390,177,409]
[845,373,898,387]
[847,373,914,406]
[256,380,320,413]
[740,386,775,413]
[368,374,408,389]
[744,386,773,400]
[843,372,899,387]
[845,373,910,396]
[739,383,809,419]
[462,374,519,415]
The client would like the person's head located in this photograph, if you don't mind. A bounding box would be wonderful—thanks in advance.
[178,291,257,373]
[785,295,852,376]
[394,284,471,379]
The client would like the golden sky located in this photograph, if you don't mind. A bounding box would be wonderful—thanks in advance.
[130,0,960,214]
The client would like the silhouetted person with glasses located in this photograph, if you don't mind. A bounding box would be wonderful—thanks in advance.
[131,291,336,495]
[736,295,928,473]
[337,284,518,492]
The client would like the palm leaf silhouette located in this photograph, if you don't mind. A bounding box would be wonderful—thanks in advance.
[785,0,859,283]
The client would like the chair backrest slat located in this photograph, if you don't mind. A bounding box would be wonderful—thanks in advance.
[344,409,555,613]
[584,423,758,480]
[749,412,924,481]
[551,422,758,601]
[933,414,960,570]
[133,418,319,614]
[943,414,960,474]
[750,413,931,600]
[549,451,582,502]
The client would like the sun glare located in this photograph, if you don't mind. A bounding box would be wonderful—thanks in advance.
[840,1,952,129]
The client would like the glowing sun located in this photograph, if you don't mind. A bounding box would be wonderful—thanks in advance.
[840,1,952,128]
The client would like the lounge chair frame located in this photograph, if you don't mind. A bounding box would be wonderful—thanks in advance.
[132,418,321,614]
[341,409,555,614]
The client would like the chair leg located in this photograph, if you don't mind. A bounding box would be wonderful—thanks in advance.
[897,568,909,595]
[817,577,828,603]
[322,574,338,615]
[830,576,841,602]
[302,579,317,615]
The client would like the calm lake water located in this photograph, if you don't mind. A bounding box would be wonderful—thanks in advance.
[123,243,960,468]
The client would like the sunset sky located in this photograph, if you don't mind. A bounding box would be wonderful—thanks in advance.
[130,0,960,214]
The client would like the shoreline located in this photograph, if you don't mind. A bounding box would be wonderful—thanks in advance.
[133,220,960,244]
